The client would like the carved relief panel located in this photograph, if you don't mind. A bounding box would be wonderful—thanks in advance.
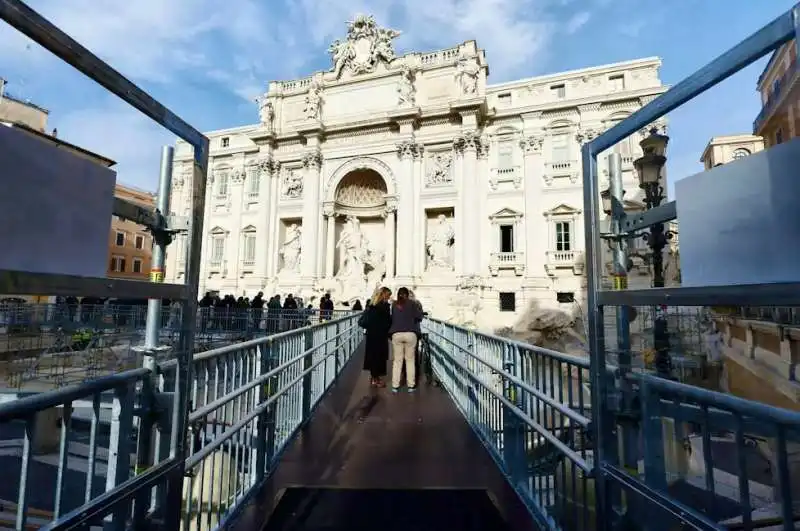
[425,151,454,187]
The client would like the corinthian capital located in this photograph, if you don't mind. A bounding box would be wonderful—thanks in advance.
[397,141,422,160]
[453,130,481,153]
[302,148,323,169]
[256,156,280,176]
[575,128,599,145]
[519,135,543,154]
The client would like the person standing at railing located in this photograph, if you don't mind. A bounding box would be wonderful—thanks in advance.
[319,293,334,321]
[267,295,281,334]
[251,291,265,333]
[389,287,423,393]
[362,287,392,388]
[352,299,363,311]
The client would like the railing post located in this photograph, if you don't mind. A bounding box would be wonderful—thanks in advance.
[302,328,314,419]
[502,344,527,487]
[335,321,342,374]
[255,341,274,482]
[133,356,157,528]
[104,384,135,531]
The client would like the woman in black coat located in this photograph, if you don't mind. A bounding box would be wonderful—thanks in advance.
[362,287,392,387]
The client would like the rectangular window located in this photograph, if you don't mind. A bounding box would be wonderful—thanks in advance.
[556,292,575,303]
[135,234,145,250]
[551,84,566,98]
[500,225,514,253]
[132,258,142,274]
[115,231,125,246]
[211,236,225,263]
[551,133,570,161]
[217,171,229,197]
[247,169,260,197]
[497,141,514,170]
[221,136,230,148]
[242,233,256,263]
[499,292,516,312]
[109,256,126,272]
[609,74,625,91]
[555,221,571,251]
[776,128,784,144]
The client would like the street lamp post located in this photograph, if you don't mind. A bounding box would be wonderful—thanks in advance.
[634,128,674,378]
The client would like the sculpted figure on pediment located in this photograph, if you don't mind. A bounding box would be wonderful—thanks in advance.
[455,50,480,96]
[304,80,323,121]
[328,14,401,78]
[397,65,416,107]
[257,96,274,130]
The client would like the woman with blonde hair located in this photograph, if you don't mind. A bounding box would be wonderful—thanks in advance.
[361,286,392,387]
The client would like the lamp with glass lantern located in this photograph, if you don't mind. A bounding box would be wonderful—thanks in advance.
[634,126,674,378]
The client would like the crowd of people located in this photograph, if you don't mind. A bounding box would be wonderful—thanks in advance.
[359,286,425,393]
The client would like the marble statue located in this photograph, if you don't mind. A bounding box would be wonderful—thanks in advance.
[328,14,401,77]
[280,224,302,272]
[456,51,480,96]
[256,94,274,129]
[397,65,416,107]
[282,170,303,199]
[304,80,323,121]
[427,215,455,269]
[336,216,367,277]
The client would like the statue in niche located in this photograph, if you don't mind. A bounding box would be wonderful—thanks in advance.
[304,80,323,121]
[455,50,480,96]
[256,94,274,130]
[397,64,416,107]
[427,215,455,270]
[427,152,453,186]
[280,224,302,273]
[336,216,368,278]
[282,170,303,199]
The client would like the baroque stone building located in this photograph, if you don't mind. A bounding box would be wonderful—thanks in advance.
[165,14,668,328]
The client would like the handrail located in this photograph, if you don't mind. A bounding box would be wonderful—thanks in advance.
[425,324,590,427]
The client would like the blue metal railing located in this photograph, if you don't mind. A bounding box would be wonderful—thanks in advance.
[0,312,362,530]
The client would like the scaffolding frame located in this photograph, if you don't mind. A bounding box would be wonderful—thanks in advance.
[582,4,800,529]
[0,1,209,528]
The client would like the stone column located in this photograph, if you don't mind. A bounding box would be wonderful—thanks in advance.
[454,132,481,277]
[520,134,544,275]
[260,158,278,279]
[323,202,336,278]
[300,148,323,279]
[412,149,425,277]
[266,165,281,277]
[395,141,419,282]
[383,197,398,279]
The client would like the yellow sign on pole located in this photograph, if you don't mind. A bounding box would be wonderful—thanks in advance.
[150,268,164,283]
[612,274,628,291]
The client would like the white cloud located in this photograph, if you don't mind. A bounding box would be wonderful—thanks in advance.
[565,11,591,34]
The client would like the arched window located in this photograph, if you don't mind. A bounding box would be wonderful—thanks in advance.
[732,148,750,160]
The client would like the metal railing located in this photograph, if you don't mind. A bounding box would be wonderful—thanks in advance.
[581,4,800,531]
[0,312,362,530]
[423,317,595,531]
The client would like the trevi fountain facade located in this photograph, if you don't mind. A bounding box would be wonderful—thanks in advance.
[165,14,669,330]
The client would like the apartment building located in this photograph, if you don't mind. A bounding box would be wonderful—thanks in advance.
[753,40,799,145]
[699,134,764,169]
[108,184,155,280]
[0,78,49,132]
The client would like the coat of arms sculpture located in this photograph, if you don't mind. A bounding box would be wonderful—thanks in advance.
[328,14,401,78]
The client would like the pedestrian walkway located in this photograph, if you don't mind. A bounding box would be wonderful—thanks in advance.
[226,344,539,531]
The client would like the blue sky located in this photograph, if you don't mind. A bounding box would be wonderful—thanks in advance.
[0,0,794,195]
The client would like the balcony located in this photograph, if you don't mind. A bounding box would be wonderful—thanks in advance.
[543,160,578,186]
[488,251,524,276]
[753,60,799,133]
[545,249,583,275]
[489,166,521,190]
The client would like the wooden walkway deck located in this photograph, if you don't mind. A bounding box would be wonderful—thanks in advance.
[228,344,539,531]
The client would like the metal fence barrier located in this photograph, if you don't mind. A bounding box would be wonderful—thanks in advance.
[0,312,362,530]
